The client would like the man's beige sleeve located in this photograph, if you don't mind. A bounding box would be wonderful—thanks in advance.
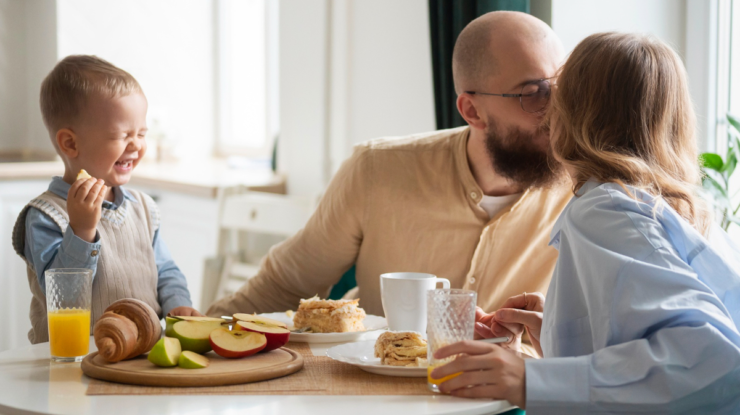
[206,146,370,316]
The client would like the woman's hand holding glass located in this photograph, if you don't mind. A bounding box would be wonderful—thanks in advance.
[431,340,526,407]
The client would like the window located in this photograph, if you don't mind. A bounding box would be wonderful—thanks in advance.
[715,0,740,239]
[216,0,279,159]
[56,0,277,162]
[716,0,739,152]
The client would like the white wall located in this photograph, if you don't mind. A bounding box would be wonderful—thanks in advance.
[339,0,435,149]
[0,0,57,153]
[279,0,436,195]
[551,0,687,58]
[278,0,330,197]
[330,0,436,174]
[549,0,718,152]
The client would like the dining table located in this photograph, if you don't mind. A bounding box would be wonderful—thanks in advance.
[0,336,521,415]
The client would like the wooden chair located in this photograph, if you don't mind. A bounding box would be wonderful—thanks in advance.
[213,191,316,302]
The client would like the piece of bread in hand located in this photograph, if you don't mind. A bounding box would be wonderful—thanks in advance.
[76,169,92,180]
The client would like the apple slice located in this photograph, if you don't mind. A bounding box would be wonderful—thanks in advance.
[178,350,209,369]
[165,316,178,337]
[209,327,266,358]
[170,316,226,323]
[233,313,288,329]
[236,321,290,352]
[148,337,181,367]
[171,320,223,354]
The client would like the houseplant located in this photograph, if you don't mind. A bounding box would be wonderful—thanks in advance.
[701,113,740,231]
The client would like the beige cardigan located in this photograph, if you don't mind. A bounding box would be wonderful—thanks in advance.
[208,127,572,316]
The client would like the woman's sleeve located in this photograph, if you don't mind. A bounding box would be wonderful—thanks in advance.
[525,246,740,414]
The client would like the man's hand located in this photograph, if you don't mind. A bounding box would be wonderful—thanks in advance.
[431,340,527,408]
[168,306,204,317]
[67,178,108,243]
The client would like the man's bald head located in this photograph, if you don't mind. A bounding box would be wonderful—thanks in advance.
[452,11,562,94]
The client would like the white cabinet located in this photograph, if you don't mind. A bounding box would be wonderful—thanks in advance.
[0,180,50,352]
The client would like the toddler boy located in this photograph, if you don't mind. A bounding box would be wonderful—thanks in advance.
[12,55,201,343]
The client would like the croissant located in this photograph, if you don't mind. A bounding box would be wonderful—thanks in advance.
[93,298,161,362]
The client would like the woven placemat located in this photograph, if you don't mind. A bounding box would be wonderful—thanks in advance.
[86,342,430,396]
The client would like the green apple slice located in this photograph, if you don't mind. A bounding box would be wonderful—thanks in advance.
[148,337,182,367]
[172,320,223,354]
[178,351,209,369]
[167,316,226,337]
[165,316,178,337]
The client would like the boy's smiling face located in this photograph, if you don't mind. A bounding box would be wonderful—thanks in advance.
[72,91,148,188]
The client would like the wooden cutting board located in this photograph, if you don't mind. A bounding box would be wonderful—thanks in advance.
[81,347,303,387]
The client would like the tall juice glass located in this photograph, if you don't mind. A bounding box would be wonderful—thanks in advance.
[46,268,93,362]
[426,289,477,393]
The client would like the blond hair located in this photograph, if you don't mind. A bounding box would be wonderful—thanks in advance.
[549,32,711,234]
[40,55,142,136]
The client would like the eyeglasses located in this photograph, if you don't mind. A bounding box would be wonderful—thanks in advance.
[464,78,553,113]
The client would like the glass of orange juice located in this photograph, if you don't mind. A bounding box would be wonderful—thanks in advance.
[45,268,93,362]
[426,289,477,393]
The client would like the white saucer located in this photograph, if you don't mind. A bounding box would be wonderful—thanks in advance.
[259,312,388,344]
[326,340,427,377]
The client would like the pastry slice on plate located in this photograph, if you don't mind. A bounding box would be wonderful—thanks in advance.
[292,296,366,333]
[374,331,428,367]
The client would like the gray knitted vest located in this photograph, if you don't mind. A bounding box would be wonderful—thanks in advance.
[12,189,162,344]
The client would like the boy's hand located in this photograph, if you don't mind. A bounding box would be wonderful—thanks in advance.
[168,306,204,317]
[67,178,108,243]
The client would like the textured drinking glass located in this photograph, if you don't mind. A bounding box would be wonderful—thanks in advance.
[426,289,477,393]
[45,268,93,362]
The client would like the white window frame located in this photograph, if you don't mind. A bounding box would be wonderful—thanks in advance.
[215,0,279,159]
[715,0,733,155]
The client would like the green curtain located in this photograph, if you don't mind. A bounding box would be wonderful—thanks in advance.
[429,0,530,130]
[328,265,357,300]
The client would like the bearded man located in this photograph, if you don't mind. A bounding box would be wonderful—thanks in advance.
[208,11,571,319]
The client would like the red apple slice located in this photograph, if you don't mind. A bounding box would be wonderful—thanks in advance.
[235,321,290,352]
[209,327,267,358]
[233,313,288,328]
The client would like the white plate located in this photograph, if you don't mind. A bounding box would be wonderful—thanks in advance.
[326,340,427,377]
[259,312,388,344]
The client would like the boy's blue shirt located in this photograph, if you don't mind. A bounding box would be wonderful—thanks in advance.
[23,176,192,316]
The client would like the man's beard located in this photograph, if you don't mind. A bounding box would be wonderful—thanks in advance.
[484,121,561,189]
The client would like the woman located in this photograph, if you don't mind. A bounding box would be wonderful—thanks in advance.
[431,32,740,414]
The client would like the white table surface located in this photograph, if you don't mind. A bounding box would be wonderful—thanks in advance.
[0,337,517,415]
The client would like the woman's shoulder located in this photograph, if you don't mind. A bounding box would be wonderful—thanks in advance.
[560,182,674,254]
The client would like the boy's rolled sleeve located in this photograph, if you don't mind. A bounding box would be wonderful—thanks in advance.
[153,229,192,316]
[60,226,102,267]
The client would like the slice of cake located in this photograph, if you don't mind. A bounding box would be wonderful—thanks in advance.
[292,296,366,333]
[374,331,428,367]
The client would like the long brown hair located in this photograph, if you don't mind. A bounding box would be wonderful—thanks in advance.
[549,32,711,234]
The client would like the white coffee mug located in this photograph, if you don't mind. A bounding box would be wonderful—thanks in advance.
[380,272,451,334]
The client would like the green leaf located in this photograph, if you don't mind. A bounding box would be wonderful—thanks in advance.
[728,113,740,137]
[734,136,740,174]
[722,150,737,177]
[727,215,740,227]
[702,175,732,209]
[701,153,724,172]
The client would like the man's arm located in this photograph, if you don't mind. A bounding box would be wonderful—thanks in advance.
[207,146,370,316]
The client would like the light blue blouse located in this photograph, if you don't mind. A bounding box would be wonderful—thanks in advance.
[525,180,740,414]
